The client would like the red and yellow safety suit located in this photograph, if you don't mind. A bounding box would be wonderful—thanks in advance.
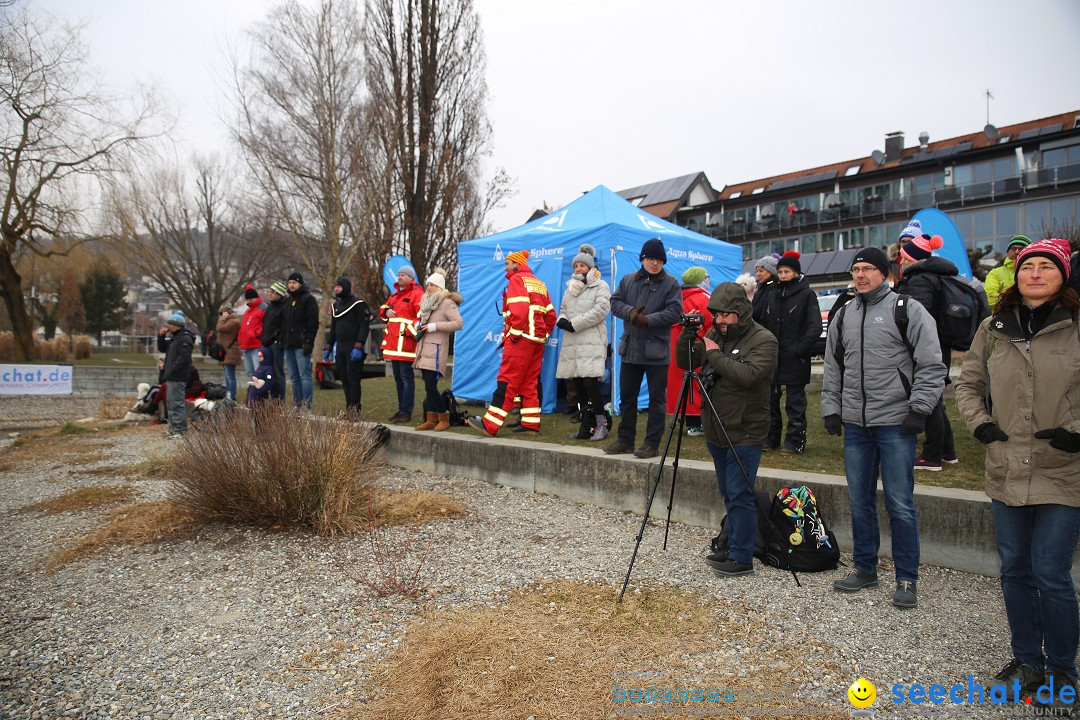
[378,281,424,362]
[479,263,556,434]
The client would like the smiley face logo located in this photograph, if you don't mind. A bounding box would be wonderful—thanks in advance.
[848,678,876,708]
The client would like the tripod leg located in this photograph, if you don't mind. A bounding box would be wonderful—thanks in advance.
[662,371,693,551]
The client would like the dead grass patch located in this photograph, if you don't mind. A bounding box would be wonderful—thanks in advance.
[45,500,199,572]
[98,396,133,420]
[369,490,467,528]
[2,435,102,466]
[23,485,135,514]
[342,581,847,720]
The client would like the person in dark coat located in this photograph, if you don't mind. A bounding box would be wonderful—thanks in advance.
[323,276,372,412]
[260,281,288,399]
[751,254,779,325]
[281,272,320,408]
[757,251,820,454]
[603,238,682,459]
[156,312,196,438]
[246,346,275,408]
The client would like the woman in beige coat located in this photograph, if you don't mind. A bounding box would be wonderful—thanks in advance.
[215,306,243,400]
[955,238,1080,698]
[413,269,463,431]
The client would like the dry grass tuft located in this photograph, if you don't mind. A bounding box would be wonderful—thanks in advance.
[2,433,102,466]
[23,485,135,514]
[72,335,92,359]
[98,395,133,420]
[45,500,198,572]
[369,490,467,528]
[341,581,846,720]
[168,402,385,536]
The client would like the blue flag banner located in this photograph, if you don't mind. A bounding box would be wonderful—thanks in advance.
[913,208,973,279]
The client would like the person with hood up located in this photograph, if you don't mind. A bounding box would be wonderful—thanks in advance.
[324,276,372,413]
[246,346,275,408]
[757,251,821,454]
[238,284,266,380]
[666,266,713,437]
[281,272,320,408]
[467,249,556,435]
[379,266,425,424]
[555,244,612,441]
[215,305,243,400]
[260,281,289,399]
[413,268,464,432]
[675,282,778,577]
[603,238,682,458]
[157,312,196,438]
[984,235,1031,311]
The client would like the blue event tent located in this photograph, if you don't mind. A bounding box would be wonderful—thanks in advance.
[453,185,741,413]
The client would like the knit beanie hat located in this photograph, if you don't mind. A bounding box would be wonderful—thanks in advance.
[166,312,185,326]
[900,234,944,262]
[244,284,259,300]
[850,247,891,277]
[287,272,304,283]
[639,238,667,263]
[898,219,924,242]
[1007,234,1032,251]
[777,250,802,274]
[399,265,417,281]
[1015,238,1072,280]
[506,249,530,266]
[681,266,708,286]
[270,281,288,296]
[755,254,778,277]
[426,273,446,290]
[572,243,597,269]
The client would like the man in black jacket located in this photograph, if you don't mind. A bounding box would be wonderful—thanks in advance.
[758,251,820,454]
[281,272,320,408]
[324,277,371,412]
[260,281,288,399]
[156,312,196,438]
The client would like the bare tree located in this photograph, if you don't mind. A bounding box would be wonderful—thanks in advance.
[56,266,85,346]
[228,0,378,316]
[112,155,283,333]
[362,0,510,286]
[0,7,161,359]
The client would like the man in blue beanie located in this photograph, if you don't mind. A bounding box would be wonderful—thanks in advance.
[604,238,682,458]
[157,312,196,438]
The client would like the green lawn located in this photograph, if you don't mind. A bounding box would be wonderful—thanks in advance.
[311,369,987,493]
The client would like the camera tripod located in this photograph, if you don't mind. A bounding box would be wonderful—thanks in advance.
[617,338,796,603]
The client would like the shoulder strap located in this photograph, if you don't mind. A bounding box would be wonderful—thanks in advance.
[893,293,913,359]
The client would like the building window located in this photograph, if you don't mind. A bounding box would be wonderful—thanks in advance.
[847,227,866,249]
[820,232,836,253]
[1024,201,1049,236]
[1051,197,1077,226]
[994,205,1018,251]
[844,165,861,177]
[800,235,818,254]
[742,243,754,262]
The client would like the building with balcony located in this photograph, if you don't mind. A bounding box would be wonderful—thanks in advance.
[667,110,1080,280]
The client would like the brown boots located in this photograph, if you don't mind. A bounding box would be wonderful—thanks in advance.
[416,411,451,431]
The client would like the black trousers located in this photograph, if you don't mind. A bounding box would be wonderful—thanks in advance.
[336,354,364,410]
[768,384,808,449]
[420,369,446,413]
[921,395,956,462]
[616,362,667,448]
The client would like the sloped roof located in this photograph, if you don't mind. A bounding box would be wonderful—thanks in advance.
[617,171,711,207]
[719,110,1080,199]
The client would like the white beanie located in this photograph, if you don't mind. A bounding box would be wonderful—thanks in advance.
[426,273,446,290]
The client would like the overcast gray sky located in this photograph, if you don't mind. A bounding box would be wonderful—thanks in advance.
[28,0,1080,233]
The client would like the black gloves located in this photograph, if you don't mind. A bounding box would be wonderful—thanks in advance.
[900,410,928,436]
[556,317,575,333]
[974,422,1009,445]
[629,306,649,327]
[303,341,314,357]
[1034,427,1080,453]
[824,414,842,437]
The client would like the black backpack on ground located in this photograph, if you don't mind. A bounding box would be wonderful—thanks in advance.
[934,275,989,351]
[203,382,228,401]
[442,389,467,427]
[712,486,839,573]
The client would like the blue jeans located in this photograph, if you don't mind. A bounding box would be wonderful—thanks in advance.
[707,441,763,565]
[992,500,1080,676]
[283,348,313,407]
[843,423,920,581]
[391,360,415,415]
[242,348,260,380]
[222,364,237,400]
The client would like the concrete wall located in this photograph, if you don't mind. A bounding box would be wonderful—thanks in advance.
[381,426,1079,583]
[67,366,225,397]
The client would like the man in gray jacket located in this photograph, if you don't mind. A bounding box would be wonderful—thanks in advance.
[822,247,946,609]
[604,238,682,458]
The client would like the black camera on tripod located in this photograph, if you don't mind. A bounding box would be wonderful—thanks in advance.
[678,312,704,328]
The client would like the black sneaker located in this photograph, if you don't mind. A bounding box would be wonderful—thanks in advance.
[511,425,538,434]
[704,550,729,568]
[633,444,658,459]
[994,658,1046,695]
[710,559,753,577]
[780,443,805,455]
[892,579,918,608]
[1042,668,1079,713]
[833,570,879,593]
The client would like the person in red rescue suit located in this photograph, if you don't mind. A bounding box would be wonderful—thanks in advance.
[468,249,556,435]
[666,266,714,437]
[379,266,425,424]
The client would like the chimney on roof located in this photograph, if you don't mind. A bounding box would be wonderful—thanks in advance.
[885,131,905,163]
[918,131,930,150]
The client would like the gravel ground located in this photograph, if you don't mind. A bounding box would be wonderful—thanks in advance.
[0,397,1059,719]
